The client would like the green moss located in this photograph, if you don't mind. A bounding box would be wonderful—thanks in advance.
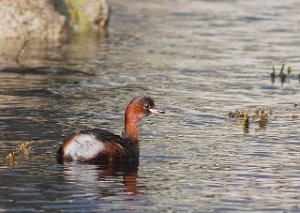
[65,0,92,32]
[54,0,109,33]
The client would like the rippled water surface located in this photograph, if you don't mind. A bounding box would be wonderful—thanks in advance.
[1,0,300,212]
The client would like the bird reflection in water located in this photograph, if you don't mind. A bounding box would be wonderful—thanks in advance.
[61,162,140,196]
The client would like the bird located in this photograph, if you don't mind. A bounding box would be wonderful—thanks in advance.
[57,96,165,165]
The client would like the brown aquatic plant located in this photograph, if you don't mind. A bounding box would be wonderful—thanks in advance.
[228,110,246,119]
[253,107,272,130]
[228,110,249,132]
[6,142,32,162]
[6,153,15,162]
[287,66,292,74]
[270,65,276,84]
[228,107,273,132]
[242,113,250,129]
[279,64,287,85]
[270,64,300,85]
[17,142,32,156]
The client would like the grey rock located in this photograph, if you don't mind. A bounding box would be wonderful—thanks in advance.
[0,0,109,55]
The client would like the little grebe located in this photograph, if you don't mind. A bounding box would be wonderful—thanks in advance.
[57,96,165,164]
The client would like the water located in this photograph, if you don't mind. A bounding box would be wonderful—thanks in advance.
[1,0,300,212]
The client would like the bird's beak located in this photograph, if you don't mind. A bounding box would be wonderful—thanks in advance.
[149,106,165,114]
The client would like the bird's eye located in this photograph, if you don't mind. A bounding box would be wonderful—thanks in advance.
[144,104,150,109]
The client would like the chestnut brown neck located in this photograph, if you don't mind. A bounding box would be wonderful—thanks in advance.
[123,104,143,142]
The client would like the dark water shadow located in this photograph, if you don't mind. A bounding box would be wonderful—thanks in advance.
[0,66,95,76]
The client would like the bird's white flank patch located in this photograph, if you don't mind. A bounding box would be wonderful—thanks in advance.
[64,134,104,160]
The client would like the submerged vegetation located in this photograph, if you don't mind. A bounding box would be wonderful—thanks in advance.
[228,107,272,133]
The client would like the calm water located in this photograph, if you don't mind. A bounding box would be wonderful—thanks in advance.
[1,0,300,212]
